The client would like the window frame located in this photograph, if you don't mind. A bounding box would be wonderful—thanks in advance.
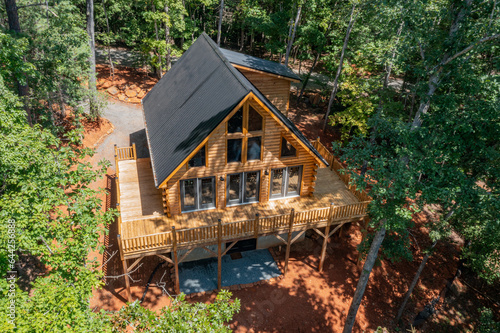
[270,165,302,199]
[226,171,261,206]
[187,144,207,168]
[226,101,265,164]
[280,136,297,158]
[180,177,216,212]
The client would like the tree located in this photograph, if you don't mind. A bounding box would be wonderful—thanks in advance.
[87,0,99,117]
[284,4,301,67]
[323,3,356,131]
[217,0,224,46]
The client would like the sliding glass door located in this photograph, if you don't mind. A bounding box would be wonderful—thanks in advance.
[270,166,302,199]
[227,171,260,206]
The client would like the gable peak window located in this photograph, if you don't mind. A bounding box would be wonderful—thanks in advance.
[281,137,297,157]
[248,106,263,132]
[188,145,206,167]
[227,108,243,133]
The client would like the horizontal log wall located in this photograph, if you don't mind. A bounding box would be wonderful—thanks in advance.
[237,67,291,115]
[164,96,318,215]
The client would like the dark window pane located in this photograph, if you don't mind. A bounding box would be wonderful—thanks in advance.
[247,137,261,161]
[182,179,196,209]
[281,138,297,157]
[248,106,263,132]
[287,166,301,195]
[271,168,284,196]
[200,178,214,206]
[227,139,242,163]
[245,172,259,201]
[228,108,243,133]
[188,146,206,167]
[228,174,241,202]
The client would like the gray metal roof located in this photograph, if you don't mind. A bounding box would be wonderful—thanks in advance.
[220,48,301,81]
[142,33,327,188]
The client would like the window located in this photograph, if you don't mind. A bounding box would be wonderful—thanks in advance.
[226,171,260,206]
[281,138,297,157]
[227,108,243,133]
[270,166,302,198]
[226,103,264,164]
[248,106,263,132]
[247,137,261,161]
[180,177,216,212]
[188,145,206,167]
[227,138,242,163]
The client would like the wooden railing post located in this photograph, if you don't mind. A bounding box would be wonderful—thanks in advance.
[172,226,180,294]
[254,213,260,239]
[132,142,137,160]
[217,219,222,290]
[319,203,335,272]
[284,209,295,276]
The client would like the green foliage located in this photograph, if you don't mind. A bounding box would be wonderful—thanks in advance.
[106,291,240,332]
[479,307,500,333]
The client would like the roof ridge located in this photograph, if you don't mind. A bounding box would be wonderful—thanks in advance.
[199,33,253,92]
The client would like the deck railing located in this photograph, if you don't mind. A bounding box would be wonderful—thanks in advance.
[312,139,372,202]
[116,141,372,258]
[115,143,137,161]
[120,201,370,256]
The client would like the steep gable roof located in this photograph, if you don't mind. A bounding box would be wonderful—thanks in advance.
[142,33,327,188]
[220,48,300,82]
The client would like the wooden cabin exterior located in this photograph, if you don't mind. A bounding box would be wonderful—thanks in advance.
[114,33,371,301]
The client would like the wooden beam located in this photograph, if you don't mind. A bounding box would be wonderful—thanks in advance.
[328,222,345,238]
[172,226,180,294]
[155,253,174,265]
[127,256,144,272]
[201,246,217,257]
[284,209,295,275]
[312,228,326,239]
[291,230,306,245]
[217,219,222,290]
[273,234,287,245]
[178,247,196,264]
[222,241,238,256]
[254,213,260,248]
[121,259,132,302]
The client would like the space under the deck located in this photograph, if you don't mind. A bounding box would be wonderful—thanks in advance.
[118,158,359,240]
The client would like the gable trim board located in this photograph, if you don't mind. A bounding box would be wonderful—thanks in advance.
[232,64,300,83]
[142,32,327,190]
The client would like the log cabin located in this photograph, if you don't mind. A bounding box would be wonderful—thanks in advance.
[114,33,371,300]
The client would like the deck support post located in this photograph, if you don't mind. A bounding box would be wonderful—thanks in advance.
[121,257,132,302]
[217,219,222,290]
[172,226,180,294]
[284,209,295,276]
[319,203,335,272]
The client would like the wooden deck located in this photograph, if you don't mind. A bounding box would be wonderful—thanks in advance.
[114,141,371,260]
[118,158,359,240]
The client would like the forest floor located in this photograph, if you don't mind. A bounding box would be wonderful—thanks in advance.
[86,63,499,332]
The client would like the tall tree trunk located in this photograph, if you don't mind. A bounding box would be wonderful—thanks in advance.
[323,4,356,131]
[383,21,404,89]
[285,6,301,67]
[153,3,162,78]
[343,226,386,333]
[239,23,245,51]
[87,0,98,117]
[395,240,438,323]
[217,0,224,46]
[180,0,185,49]
[164,4,171,71]
[4,0,32,125]
[297,52,320,103]
[101,0,114,78]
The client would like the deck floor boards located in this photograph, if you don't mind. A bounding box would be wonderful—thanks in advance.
[118,158,360,240]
